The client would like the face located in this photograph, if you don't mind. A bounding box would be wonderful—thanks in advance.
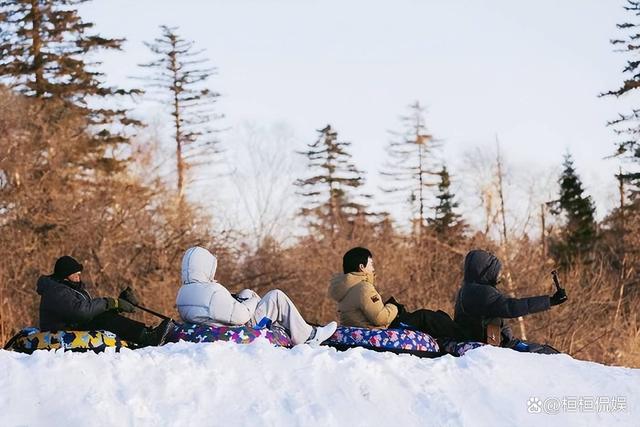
[359,257,375,275]
[66,272,81,283]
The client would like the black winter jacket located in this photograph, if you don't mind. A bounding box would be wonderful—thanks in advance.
[454,250,550,344]
[36,275,109,330]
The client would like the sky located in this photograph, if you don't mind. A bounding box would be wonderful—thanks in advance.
[78,0,638,237]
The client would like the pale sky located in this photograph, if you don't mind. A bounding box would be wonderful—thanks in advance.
[79,0,638,236]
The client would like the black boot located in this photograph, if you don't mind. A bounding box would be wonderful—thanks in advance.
[139,319,174,347]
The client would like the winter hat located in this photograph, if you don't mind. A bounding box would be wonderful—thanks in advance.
[53,255,84,280]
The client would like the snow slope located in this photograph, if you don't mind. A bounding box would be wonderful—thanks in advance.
[0,342,638,427]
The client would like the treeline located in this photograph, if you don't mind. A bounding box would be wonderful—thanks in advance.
[0,0,638,367]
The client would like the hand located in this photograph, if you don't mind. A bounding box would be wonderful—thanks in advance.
[385,296,406,317]
[117,298,136,313]
[119,286,139,306]
[105,297,136,313]
[550,288,568,306]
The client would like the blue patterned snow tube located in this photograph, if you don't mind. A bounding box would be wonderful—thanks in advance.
[324,326,442,358]
[440,339,486,356]
[166,323,293,347]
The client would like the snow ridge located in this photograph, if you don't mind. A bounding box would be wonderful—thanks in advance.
[1,342,638,427]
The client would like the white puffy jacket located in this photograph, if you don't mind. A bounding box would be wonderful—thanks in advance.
[176,246,261,326]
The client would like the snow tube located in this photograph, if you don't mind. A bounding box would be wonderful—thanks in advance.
[166,323,293,347]
[3,327,130,354]
[440,339,486,356]
[324,326,445,358]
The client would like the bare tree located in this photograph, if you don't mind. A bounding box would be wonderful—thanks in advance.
[139,25,223,201]
[228,123,299,247]
[381,101,441,235]
[494,140,527,339]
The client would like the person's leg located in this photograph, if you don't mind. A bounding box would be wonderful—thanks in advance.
[84,311,147,343]
[252,290,314,345]
[390,309,465,340]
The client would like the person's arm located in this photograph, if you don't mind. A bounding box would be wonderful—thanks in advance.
[480,286,550,319]
[46,285,109,323]
[235,289,261,317]
[210,287,258,326]
[360,284,398,326]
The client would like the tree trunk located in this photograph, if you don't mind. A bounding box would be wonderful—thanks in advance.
[495,139,527,340]
[29,0,44,97]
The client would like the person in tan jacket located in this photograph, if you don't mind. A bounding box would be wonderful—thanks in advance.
[329,247,466,340]
[328,247,398,329]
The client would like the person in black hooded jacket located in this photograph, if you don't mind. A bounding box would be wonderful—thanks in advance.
[36,255,172,346]
[454,249,567,354]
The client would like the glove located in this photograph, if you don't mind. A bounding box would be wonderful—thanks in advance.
[119,286,139,306]
[550,288,568,306]
[105,297,136,313]
[117,298,136,313]
[385,296,407,318]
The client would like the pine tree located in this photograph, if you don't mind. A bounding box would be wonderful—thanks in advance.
[139,25,222,199]
[294,124,369,240]
[381,101,440,234]
[427,165,465,240]
[549,153,597,262]
[601,0,640,195]
[0,0,139,171]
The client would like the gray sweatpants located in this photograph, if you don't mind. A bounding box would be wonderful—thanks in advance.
[249,289,313,345]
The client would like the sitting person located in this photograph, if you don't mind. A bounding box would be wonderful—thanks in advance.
[175,246,337,346]
[454,249,567,354]
[37,255,173,347]
[328,247,464,340]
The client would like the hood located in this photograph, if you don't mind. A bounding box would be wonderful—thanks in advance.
[329,272,369,302]
[181,246,218,285]
[36,275,84,295]
[36,275,54,295]
[463,249,502,286]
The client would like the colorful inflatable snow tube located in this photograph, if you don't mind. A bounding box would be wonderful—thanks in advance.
[4,327,130,354]
[440,339,486,356]
[166,323,293,347]
[324,326,444,358]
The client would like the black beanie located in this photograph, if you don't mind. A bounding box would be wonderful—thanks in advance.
[53,256,84,280]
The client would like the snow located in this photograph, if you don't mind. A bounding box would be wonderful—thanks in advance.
[0,342,638,427]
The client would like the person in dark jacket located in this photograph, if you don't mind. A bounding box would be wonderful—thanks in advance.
[454,249,568,354]
[37,255,172,346]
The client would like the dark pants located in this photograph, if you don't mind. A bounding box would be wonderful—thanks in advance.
[390,309,466,341]
[82,311,147,344]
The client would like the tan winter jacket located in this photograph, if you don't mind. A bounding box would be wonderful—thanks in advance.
[328,272,398,329]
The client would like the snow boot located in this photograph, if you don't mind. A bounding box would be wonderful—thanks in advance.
[305,321,337,346]
[140,319,174,346]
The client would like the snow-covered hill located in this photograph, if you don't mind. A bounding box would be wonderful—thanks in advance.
[1,342,638,427]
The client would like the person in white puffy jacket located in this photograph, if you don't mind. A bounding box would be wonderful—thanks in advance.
[176,246,337,346]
